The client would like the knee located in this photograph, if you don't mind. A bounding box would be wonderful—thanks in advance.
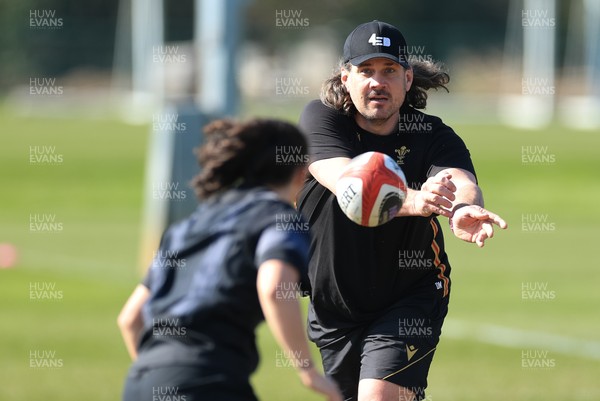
[358,379,416,401]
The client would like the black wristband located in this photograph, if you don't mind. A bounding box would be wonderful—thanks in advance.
[451,203,471,215]
[449,203,470,232]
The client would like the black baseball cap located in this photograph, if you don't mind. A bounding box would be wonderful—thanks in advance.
[343,20,410,68]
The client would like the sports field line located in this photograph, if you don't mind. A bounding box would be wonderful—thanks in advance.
[442,318,600,360]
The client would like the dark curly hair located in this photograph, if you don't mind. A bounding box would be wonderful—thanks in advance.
[320,59,450,114]
[191,119,308,199]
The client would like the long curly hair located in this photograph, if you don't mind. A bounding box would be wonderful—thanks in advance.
[191,119,308,199]
[320,59,450,114]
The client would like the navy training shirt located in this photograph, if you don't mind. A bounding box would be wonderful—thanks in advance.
[135,186,310,380]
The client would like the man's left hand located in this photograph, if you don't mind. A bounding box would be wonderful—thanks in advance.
[450,205,508,247]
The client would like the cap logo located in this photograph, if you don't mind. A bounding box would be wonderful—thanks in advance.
[368,33,391,47]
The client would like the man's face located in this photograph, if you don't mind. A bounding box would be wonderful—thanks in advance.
[341,58,413,132]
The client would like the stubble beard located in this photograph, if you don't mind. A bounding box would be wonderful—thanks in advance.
[357,90,405,128]
[357,101,401,128]
[362,107,397,125]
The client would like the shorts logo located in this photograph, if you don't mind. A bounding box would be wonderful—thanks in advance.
[368,33,391,47]
[406,344,418,361]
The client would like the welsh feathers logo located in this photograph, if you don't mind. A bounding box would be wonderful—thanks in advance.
[368,33,391,47]
[395,146,410,165]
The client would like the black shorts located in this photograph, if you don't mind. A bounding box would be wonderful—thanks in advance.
[123,364,258,401]
[309,292,449,401]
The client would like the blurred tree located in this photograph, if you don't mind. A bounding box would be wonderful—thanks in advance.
[0,0,576,93]
[0,0,119,91]
[244,0,511,60]
[0,0,196,93]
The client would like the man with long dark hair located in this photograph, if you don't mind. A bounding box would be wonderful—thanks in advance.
[297,20,507,401]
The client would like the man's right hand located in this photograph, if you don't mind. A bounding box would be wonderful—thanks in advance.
[400,173,456,218]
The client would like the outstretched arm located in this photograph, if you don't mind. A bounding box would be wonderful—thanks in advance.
[257,260,342,401]
[310,157,456,218]
[308,157,351,194]
[309,158,506,238]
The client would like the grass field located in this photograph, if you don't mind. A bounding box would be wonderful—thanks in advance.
[1,102,599,401]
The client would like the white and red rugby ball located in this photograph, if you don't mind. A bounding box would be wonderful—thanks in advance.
[335,151,407,227]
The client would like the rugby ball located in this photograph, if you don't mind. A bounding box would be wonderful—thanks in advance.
[335,152,407,227]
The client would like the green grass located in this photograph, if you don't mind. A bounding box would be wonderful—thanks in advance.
[0,105,599,400]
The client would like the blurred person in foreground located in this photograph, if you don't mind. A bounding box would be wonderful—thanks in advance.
[118,119,342,401]
[297,20,507,401]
